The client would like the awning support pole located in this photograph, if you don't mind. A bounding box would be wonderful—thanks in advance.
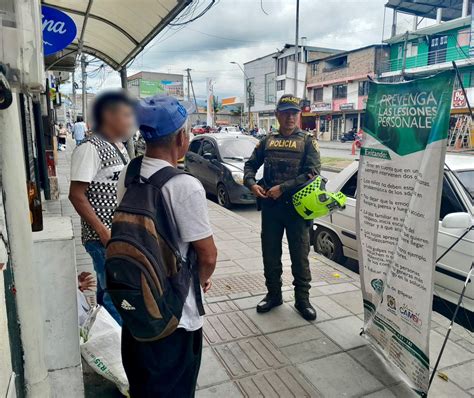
[120,67,135,159]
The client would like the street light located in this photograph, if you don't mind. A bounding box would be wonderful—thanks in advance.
[230,61,252,128]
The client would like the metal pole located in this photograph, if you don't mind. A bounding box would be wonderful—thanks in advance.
[120,67,135,160]
[462,0,469,17]
[186,68,191,102]
[429,262,473,389]
[71,71,76,122]
[391,9,397,38]
[294,0,300,95]
[0,95,51,397]
[401,31,409,77]
[81,54,87,124]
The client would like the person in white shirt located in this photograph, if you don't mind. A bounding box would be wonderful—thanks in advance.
[69,91,134,324]
[72,116,88,145]
[117,95,217,397]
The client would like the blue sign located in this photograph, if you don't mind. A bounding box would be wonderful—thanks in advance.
[42,5,77,56]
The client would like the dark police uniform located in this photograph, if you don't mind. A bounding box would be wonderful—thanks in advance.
[244,125,321,313]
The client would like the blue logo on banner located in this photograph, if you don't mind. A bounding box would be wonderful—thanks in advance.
[42,5,77,56]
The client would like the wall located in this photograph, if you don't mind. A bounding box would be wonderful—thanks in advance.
[244,54,276,113]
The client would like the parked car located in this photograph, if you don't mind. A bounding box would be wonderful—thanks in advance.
[192,124,211,135]
[311,154,474,320]
[184,133,262,207]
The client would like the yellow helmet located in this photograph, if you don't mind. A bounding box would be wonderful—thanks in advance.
[292,176,347,220]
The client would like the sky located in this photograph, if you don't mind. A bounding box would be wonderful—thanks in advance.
[69,0,416,101]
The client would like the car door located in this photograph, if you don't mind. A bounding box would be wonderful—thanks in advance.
[435,172,474,309]
[200,139,221,193]
[329,170,358,256]
[185,138,204,177]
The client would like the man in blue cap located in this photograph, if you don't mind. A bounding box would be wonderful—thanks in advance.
[116,95,217,397]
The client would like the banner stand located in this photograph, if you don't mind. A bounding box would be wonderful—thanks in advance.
[428,262,473,390]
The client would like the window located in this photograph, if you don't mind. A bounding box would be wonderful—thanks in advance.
[313,88,323,102]
[397,44,403,59]
[341,172,358,198]
[454,170,474,204]
[454,70,474,89]
[189,139,202,154]
[323,56,348,72]
[406,42,418,57]
[358,81,370,96]
[277,57,288,75]
[201,140,217,158]
[439,175,466,220]
[333,84,347,99]
[311,63,318,76]
[276,80,285,91]
[265,72,275,104]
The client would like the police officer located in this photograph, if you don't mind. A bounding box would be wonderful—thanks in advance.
[244,94,321,320]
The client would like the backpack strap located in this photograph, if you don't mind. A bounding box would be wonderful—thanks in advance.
[124,156,144,187]
[146,166,187,189]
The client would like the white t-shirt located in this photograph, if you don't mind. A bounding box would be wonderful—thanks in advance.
[117,157,213,331]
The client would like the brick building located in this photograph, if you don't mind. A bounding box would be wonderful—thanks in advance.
[304,45,389,141]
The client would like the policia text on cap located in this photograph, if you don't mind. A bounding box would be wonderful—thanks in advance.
[243,95,321,320]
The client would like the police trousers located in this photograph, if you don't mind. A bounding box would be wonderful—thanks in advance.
[261,199,312,301]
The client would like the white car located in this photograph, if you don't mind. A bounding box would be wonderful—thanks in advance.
[219,126,241,134]
[312,154,474,320]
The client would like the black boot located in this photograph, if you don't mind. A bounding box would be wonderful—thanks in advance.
[295,300,317,321]
[256,294,283,313]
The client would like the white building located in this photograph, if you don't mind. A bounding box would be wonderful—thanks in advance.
[244,44,340,131]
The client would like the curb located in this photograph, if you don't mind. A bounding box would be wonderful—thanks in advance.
[321,166,344,173]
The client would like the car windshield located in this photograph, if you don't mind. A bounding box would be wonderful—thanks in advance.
[455,170,474,203]
[218,139,257,160]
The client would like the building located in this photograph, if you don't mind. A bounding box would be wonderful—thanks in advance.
[305,45,389,140]
[243,44,340,131]
[380,0,473,148]
[127,71,184,100]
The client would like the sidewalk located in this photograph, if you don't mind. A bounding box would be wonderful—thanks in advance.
[47,142,472,398]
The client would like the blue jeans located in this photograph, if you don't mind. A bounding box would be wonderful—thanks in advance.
[75,138,84,146]
[84,240,122,325]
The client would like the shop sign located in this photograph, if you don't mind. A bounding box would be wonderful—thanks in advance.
[310,102,332,112]
[42,5,77,56]
[452,89,467,108]
[339,103,355,111]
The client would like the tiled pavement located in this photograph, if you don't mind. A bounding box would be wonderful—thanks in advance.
[45,141,473,397]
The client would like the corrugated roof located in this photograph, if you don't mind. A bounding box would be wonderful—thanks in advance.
[44,0,191,71]
[385,0,465,22]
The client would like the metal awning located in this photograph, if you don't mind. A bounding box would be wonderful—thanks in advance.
[385,0,465,22]
[43,0,191,71]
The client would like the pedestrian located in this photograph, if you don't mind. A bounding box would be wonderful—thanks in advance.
[72,116,87,145]
[244,94,321,320]
[58,123,68,150]
[116,95,217,397]
[68,90,134,324]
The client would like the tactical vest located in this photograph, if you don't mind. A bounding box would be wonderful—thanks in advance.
[263,130,307,186]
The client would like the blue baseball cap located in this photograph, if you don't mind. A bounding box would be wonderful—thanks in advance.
[135,95,188,142]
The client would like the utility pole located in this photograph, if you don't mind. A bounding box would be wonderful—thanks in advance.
[186,69,199,117]
[294,0,300,96]
[120,67,135,160]
[186,68,191,101]
[81,54,87,124]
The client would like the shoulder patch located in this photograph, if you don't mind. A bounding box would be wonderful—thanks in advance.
[312,138,320,152]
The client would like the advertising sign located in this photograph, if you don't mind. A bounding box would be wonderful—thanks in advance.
[42,5,77,56]
[357,71,455,396]
[339,103,355,111]
[311,102,332,112]
[452,89,467,108]
[139,79,184,98]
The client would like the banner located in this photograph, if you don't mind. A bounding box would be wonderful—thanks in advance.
[357,71,455,396]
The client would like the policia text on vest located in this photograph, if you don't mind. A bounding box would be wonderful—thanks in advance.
[244,128,321,320]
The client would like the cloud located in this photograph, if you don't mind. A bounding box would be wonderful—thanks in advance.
[67,0,387,99]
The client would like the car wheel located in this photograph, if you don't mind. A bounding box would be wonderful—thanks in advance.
[217,183,232,209]
[313,227,346,264]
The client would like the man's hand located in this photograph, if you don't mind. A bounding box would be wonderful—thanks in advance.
[99,228,111,247]
[250,184,267,198]
[267,185,283,200]
[78,272,96,291]
[202,279,212,293]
